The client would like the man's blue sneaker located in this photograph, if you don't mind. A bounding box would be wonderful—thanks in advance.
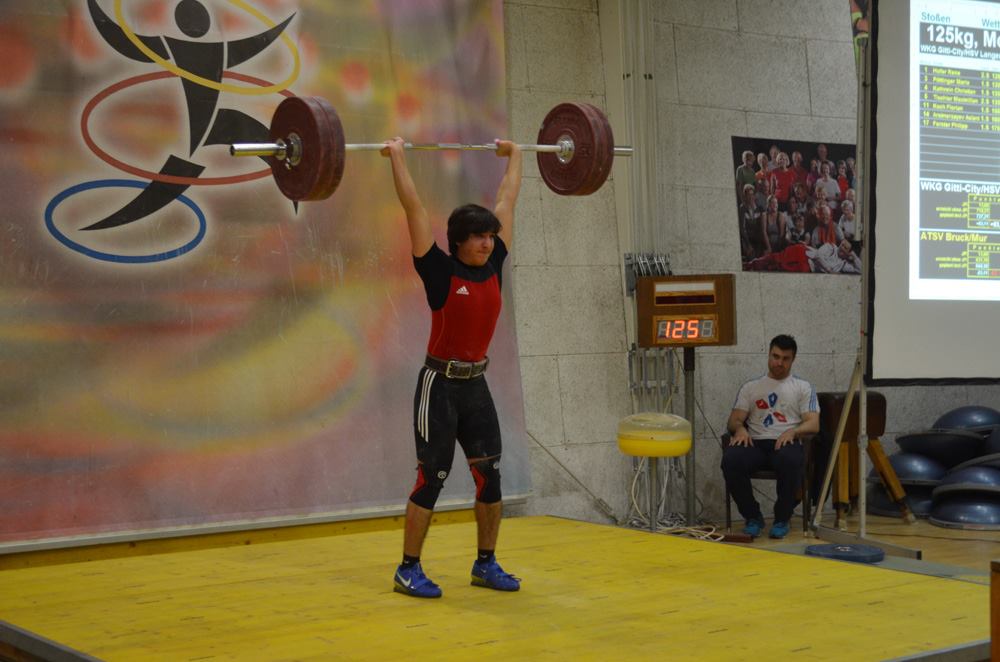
[471,558,520,591]
[393,562,442,598]
[769,520,790,539]
[742,518,764,538]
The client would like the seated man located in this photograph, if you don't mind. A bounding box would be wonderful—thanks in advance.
[721,334,820,539]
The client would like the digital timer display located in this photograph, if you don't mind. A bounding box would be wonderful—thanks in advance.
[636,274,735,348]
[655,316,717,343]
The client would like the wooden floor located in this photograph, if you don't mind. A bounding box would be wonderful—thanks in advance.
[0,515,991,661]
[740,512,1000,582]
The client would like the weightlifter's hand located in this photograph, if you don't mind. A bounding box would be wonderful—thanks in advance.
[381,137,406,157]
[494,139,518,157]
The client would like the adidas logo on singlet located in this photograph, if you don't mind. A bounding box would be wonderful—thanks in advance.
[455,285,470,295]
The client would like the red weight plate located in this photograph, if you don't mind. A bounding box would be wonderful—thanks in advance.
[269,96,345,201]
[269,96,322,200]
[309,97,346,200]
[536,102,596,196]
[299,96,336,201]
[579,103,614,194]
[536,102,614,196]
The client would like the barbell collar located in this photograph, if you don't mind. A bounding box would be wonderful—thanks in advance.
[230,141,286,158]
[231,135,304,166]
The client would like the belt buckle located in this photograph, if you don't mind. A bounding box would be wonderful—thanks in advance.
[445,360,469,379]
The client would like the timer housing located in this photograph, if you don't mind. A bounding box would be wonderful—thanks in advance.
[635,274,736,347]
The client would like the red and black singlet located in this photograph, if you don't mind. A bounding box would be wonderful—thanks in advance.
[413,237,507,362]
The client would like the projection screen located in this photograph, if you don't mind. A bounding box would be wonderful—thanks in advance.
[869,0,1000,382]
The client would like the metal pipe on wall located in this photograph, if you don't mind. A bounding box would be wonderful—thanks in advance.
[620,0,659,254]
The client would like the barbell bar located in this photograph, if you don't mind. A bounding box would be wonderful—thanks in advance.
[232,141,634,159]
[228,96,633,201]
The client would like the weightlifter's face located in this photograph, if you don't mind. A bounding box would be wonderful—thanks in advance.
[456,232,495,267]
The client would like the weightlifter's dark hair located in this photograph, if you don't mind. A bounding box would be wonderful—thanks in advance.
[447,204,502,255]
[769,334,798,356]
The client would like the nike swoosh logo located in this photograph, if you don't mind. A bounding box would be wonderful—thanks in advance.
[396,573,412,588]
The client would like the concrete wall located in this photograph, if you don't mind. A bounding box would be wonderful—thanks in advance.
[653,0,861,520]
[503,0,632,524]
[503,0,1000,525]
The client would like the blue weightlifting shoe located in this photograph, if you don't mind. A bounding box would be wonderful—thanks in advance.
[742,518,764,538]
[393,562,442,598]
[769,520,790,539]
[471,558,520,591]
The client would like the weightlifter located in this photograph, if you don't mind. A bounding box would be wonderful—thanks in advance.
[381,136,522,598]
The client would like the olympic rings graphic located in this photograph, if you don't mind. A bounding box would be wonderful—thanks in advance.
[81,70,295,186]
[45,180,207,264]
[113,0,300,95]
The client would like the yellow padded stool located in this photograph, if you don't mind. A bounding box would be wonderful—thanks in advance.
[617,413,692,457]
[618,413,692,531]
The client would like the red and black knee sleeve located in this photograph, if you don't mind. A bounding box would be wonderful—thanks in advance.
[409,463,448,509]
[470,457,502,504]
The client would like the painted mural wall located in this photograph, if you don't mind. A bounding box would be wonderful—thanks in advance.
[0,0,530,544]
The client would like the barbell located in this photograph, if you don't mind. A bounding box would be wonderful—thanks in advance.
[229,97,633,201]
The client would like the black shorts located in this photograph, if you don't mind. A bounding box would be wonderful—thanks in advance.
[412,367,502,467]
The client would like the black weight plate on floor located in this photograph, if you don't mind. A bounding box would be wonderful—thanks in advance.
[805,543,885,564]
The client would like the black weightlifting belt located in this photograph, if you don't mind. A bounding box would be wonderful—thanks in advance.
[424,354,489,379]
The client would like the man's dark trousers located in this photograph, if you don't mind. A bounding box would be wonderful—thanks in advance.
[721,438,804,522]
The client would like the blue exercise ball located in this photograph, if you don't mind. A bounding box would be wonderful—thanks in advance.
[984,427,1000,455]
[896,431,984,468]
[940,466,1000,487]
[867,483,933,518]
[908,485,935,517]
[933,405,1000,431]
[867,452,947,484]
[866,483,895,515]
[949,452,1000,473]
[930,492,1000,529]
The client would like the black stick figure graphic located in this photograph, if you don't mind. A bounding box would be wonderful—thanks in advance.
[86,0,295,230]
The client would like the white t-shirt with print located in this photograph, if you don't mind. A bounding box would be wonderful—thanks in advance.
[733,373,818,439]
